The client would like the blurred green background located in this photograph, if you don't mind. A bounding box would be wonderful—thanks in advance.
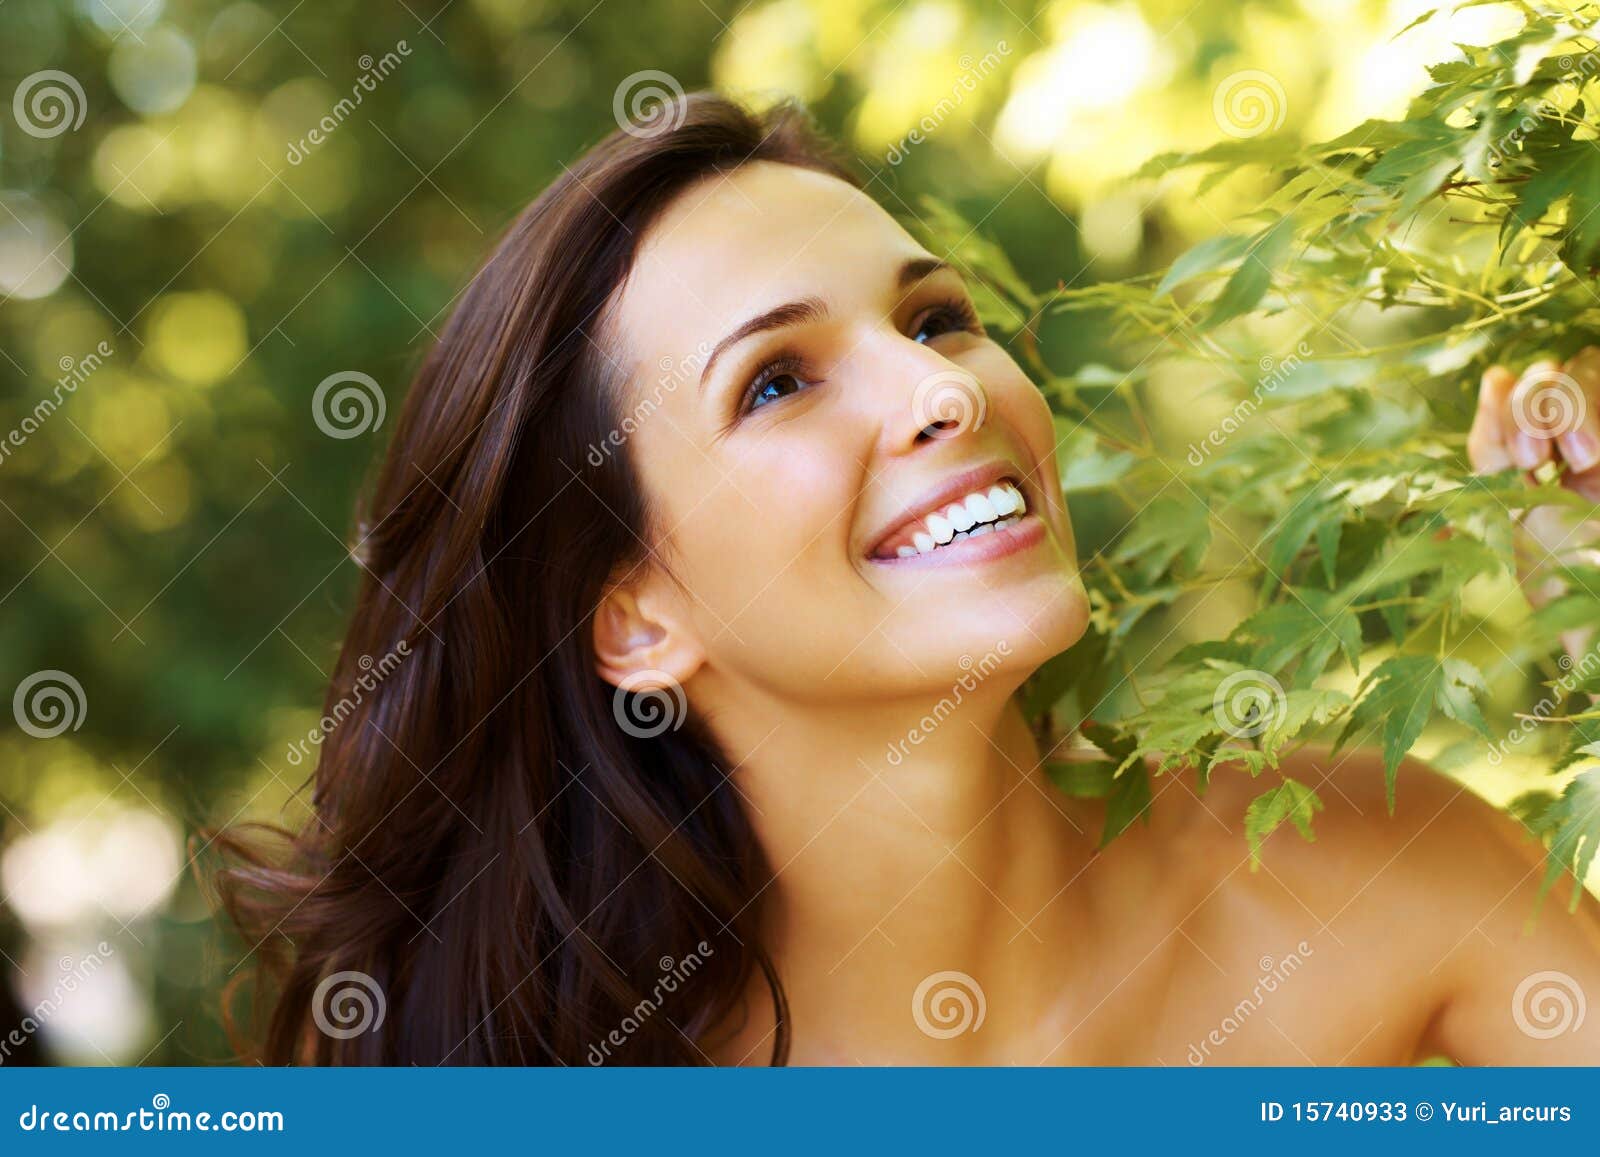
[0,0,1561,1064]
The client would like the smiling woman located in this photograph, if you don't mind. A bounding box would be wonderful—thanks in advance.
[213,91,1600,1067]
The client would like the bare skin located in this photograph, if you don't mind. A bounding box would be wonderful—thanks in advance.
[589,159,1600,1066]
[713,739,1600,1065]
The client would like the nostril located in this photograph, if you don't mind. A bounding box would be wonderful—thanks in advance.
[910,371,987,441]
[916,418,961,442]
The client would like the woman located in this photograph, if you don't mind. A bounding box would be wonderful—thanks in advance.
[217,91,1600,1065]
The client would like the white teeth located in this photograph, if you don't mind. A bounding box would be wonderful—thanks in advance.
[883,479,1030,559]
[988,485,1020,517]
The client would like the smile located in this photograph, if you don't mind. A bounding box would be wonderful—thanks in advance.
[867,469,1046,566]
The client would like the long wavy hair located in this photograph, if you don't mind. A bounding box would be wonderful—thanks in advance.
[212,92,858,1065]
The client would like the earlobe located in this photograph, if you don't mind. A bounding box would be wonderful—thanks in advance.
[592,581,704,690]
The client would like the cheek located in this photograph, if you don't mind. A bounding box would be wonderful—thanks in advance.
[651,424,867,628]
[987,361,1055,451]
[988,367,1068,503]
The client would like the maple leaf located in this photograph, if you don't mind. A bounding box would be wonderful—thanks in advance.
[1244,778,1326,867]
[1538,771,1600,913]
[1335,656,1491,809]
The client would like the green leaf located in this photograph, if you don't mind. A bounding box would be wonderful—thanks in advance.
[1022,625,1110,722]
[1156,231,1257,297]
[1391,7,1437,39]
[1510,132,1600,272]
[1055,423,1137,493]
[1046,759,1117,799]
[1204,214,1297,329]
[1537,771,1600,912]
[1314,516,1342,588]
[1553,715,1600,775]
[1261,688,1352,754]
[1365,119,1462,217]
[1263,491,1332,589]
[1080,717,1139,764]
[1336,655,1492,807]
[1101,762,1154,847]
[1232,594,1361,688]
[1112,492,1211,582]
[1341,531,1501,605]
[911,197,1040,314]
[1244,777,1325,866]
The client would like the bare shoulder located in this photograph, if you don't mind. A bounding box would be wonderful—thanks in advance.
[1256,747,1593,932]
[1178,746,1580,936]
[1133,747,1600,1062]
[1144,746,1543,899]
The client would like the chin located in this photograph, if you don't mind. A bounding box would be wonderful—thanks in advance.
[996,570,1092,666]
[899,570,1091,685]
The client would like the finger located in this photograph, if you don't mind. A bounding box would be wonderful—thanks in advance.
[1508,359,1562,471]
[1467,364,1517,473]
[1557,346,1600,474]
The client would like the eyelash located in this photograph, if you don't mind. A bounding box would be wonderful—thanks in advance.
[735,297,984,418]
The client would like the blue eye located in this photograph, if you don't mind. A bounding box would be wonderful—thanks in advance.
[751,372,805,409]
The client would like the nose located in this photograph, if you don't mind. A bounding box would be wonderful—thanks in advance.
[914,367,988,441]
[864,335,990,455]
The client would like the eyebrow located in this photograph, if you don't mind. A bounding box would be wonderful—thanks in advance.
[697,257,956,393]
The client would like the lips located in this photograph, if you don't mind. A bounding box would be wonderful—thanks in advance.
[865,463,1033,561]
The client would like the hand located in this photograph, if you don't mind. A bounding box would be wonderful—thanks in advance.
[1468,348,1600,615]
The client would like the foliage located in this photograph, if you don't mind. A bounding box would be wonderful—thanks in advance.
[7,0,1600,1064]
[918,4,1600,898]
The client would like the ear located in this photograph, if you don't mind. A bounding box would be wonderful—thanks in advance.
[592,567,705,691]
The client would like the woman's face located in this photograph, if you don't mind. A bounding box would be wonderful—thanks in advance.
[606,161,1088,706]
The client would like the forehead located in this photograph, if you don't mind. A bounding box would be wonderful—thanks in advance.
[611,162,925,365]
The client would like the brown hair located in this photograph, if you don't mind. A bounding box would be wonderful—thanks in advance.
[212,92,857,1065]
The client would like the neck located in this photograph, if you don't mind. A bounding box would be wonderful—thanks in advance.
[702,678,1101,1063]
